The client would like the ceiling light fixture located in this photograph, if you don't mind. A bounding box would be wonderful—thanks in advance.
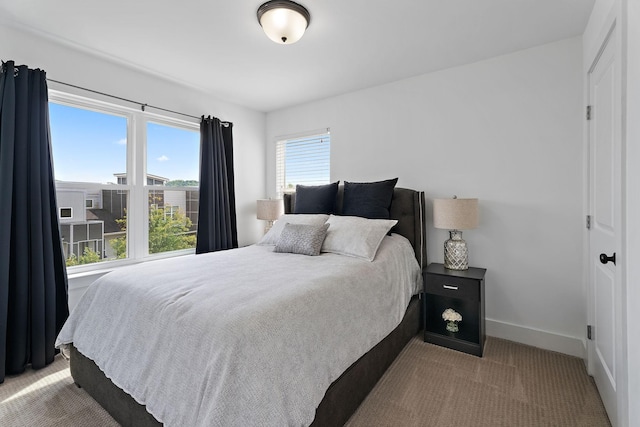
[257,0,310,45]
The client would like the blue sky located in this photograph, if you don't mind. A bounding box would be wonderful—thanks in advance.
[49,103,199,184]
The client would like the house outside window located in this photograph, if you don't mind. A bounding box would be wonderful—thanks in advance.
[275,131,331,197]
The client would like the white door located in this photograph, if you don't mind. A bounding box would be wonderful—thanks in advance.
[588,28,621,426]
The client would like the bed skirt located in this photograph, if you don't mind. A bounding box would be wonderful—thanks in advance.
[70,295,421,427]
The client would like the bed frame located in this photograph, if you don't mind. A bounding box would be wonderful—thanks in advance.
[70,187,426,427]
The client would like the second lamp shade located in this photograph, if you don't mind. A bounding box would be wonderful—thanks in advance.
[257,199,284,221]
[433,198,479,230]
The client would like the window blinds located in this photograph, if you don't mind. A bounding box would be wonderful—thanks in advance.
[276,132,330,197]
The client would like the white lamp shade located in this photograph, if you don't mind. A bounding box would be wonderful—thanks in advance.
[433,198,479,230]
[257,199,284,221]
[258,2,309,44]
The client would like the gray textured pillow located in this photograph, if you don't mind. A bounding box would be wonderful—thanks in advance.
[275,223,330,256]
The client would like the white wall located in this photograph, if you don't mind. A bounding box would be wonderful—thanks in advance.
[1,23,267,308]
[57,190,86,223]
[163,190,186,213]
[267,37,585,356]
[584,0,616,57]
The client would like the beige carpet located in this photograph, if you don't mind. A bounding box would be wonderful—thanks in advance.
[0,353,117,427]
[0,336,610,427]
[345,337,610,427]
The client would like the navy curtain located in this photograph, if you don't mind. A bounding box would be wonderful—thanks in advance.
[196,116,237,253]
[0,61,69,383]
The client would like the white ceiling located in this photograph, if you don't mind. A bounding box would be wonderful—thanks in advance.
[0,0,595,112]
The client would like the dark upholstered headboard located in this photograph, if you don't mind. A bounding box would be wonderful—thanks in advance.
[283,187,426,269]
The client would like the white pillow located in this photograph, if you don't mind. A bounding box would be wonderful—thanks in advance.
[257,214,329,245]
[321,215,398,261]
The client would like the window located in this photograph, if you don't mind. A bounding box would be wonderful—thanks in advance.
[275,131,330,197]
[146,122,199,255]
[49,92,199,271]
[59,208,73,218]
[50,101,129,267]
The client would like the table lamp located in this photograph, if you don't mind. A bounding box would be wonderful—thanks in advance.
[433,196,479,270]
[257,199,284,234]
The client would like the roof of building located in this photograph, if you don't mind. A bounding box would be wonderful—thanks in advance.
[86,209,124,234]
[112,173,169,183]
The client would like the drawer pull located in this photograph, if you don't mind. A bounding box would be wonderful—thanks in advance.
[443,284,458,290]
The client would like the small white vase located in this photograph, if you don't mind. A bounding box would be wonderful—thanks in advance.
[446,321,459,333]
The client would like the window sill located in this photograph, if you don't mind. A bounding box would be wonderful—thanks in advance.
[67,249,195,281]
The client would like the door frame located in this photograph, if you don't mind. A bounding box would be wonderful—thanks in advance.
[584,9,628,427]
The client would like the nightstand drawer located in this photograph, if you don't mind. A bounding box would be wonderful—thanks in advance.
[426,274,479,300]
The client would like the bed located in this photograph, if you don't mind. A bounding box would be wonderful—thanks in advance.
[58,186,426,427]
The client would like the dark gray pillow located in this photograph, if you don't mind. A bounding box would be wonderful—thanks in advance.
[342,178,398,219]
[275,223,330,256]
[294,182,339,214]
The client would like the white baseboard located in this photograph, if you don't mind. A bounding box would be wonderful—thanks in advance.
[486,318,586,359]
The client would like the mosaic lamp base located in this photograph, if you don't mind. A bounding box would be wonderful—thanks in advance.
[444,230,469,270]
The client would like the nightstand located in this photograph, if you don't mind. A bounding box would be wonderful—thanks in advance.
[423,263,486,356]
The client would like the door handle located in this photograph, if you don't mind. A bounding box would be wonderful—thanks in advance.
[599,253,616,265]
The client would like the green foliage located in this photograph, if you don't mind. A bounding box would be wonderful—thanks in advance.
[148,206,196,254]
[66,247,102,266]
[110,210,128,259]
[166,180,199,187]
[111,232,128,259]
[109,205,196,257]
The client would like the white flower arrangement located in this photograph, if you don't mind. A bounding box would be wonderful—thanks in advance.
[442,308,462,323]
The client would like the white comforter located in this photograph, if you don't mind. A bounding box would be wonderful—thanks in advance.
[56,234,421,427]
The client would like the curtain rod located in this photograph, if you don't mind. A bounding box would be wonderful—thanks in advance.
[46,78,232,126]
